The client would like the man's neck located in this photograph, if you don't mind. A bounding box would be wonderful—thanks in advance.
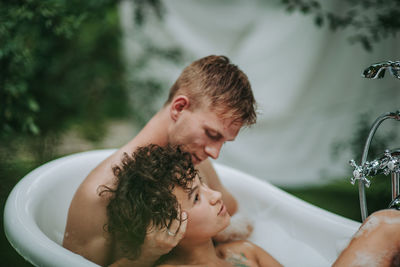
[122,107,171,152]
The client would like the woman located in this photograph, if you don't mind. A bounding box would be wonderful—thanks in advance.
[102,144,282,267]
[157,174,282,267]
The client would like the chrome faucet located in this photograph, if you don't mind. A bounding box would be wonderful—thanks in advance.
[349,112,400,221]
[362,60,400,79]
[349,60,400,222]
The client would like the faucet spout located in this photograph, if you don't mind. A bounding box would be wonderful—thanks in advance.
[362,60,400,79]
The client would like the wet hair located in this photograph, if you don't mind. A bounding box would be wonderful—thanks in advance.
[166,55,257,126]
[99,144,197,260]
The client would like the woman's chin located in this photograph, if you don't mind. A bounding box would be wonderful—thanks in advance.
[219,217,231,233]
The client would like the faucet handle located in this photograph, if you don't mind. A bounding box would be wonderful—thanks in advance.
[349,159,371,187]
[389,194,400,210]
[381,149,400,174]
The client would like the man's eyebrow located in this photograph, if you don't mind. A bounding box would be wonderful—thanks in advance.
[188,185,199,200]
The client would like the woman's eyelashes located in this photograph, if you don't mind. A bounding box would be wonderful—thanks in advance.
[193,193,200,204]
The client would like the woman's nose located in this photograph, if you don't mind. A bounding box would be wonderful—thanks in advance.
[207,187,222,205]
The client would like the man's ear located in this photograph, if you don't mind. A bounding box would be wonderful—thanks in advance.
[170,95,190,121]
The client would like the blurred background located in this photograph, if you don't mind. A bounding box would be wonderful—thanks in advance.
[1,0,399,265]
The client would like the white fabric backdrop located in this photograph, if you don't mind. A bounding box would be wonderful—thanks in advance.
[119,0,400,186]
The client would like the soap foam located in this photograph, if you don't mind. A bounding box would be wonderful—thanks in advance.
[354,216,381,239]
[351,250,388,267]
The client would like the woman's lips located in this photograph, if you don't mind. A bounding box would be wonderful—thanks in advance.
[218,204,226,216]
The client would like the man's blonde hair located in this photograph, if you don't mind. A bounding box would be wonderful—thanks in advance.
[166,55,257,126]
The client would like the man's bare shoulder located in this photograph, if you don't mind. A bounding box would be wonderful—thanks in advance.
[63,151,121,264]
[64,142,142,236]
[66,146,132,216]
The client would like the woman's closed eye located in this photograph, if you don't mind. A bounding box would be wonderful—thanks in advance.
[194,193,200,204]
[189,185,200,204]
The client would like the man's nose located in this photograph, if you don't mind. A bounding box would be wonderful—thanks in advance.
[204,141,223,159]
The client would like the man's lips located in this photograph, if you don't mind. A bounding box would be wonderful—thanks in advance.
[192,153,203,163]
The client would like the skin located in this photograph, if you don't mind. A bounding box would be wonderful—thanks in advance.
[63,95,244,266]
[333,209,400,267]
[159,183,400,267]
[63,94,400,266]
[158,177,282,267]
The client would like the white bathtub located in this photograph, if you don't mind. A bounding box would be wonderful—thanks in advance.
[4,149,361,267]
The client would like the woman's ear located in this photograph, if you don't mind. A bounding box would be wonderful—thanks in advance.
[170,95,190,121]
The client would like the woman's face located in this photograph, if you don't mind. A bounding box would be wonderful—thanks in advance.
[174,176,231,242]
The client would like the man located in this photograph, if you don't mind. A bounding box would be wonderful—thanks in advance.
[63,55,257,266]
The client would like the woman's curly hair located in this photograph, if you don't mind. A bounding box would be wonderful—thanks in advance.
[99,144,197,260]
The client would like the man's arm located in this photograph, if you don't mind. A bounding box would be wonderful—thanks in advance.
[63,189,112,266]
[64,206,188,267]
[64,179,188,267]
[196,158,238,215]
[109,253,159,267]
[109,211,188,267]
[333,209,400,267]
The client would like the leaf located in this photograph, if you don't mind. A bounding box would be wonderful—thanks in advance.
[28,98,40,112]
[315,14,324,26]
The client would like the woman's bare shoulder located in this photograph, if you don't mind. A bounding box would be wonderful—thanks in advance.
[216,241,282,267]
[216,240,258,259]
[156,265,200,267]
[216,240,256,251]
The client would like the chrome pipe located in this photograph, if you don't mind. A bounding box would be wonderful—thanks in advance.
[392,172,400,201]
[358,111,400,221]
[358,183,368,222]
[361,112,400,165]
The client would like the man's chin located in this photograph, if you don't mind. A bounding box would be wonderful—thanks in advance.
[191,154,203,165]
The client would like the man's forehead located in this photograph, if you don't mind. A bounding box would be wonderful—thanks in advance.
[199,101,242,124]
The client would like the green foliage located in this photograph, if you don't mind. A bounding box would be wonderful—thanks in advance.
[280,0,400,51]
[283,174,392,222]
[0,0,127,140]
[0,0,182,141]
[0,2,173,264]
[133,0,164,25]
[128,44,185,126]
